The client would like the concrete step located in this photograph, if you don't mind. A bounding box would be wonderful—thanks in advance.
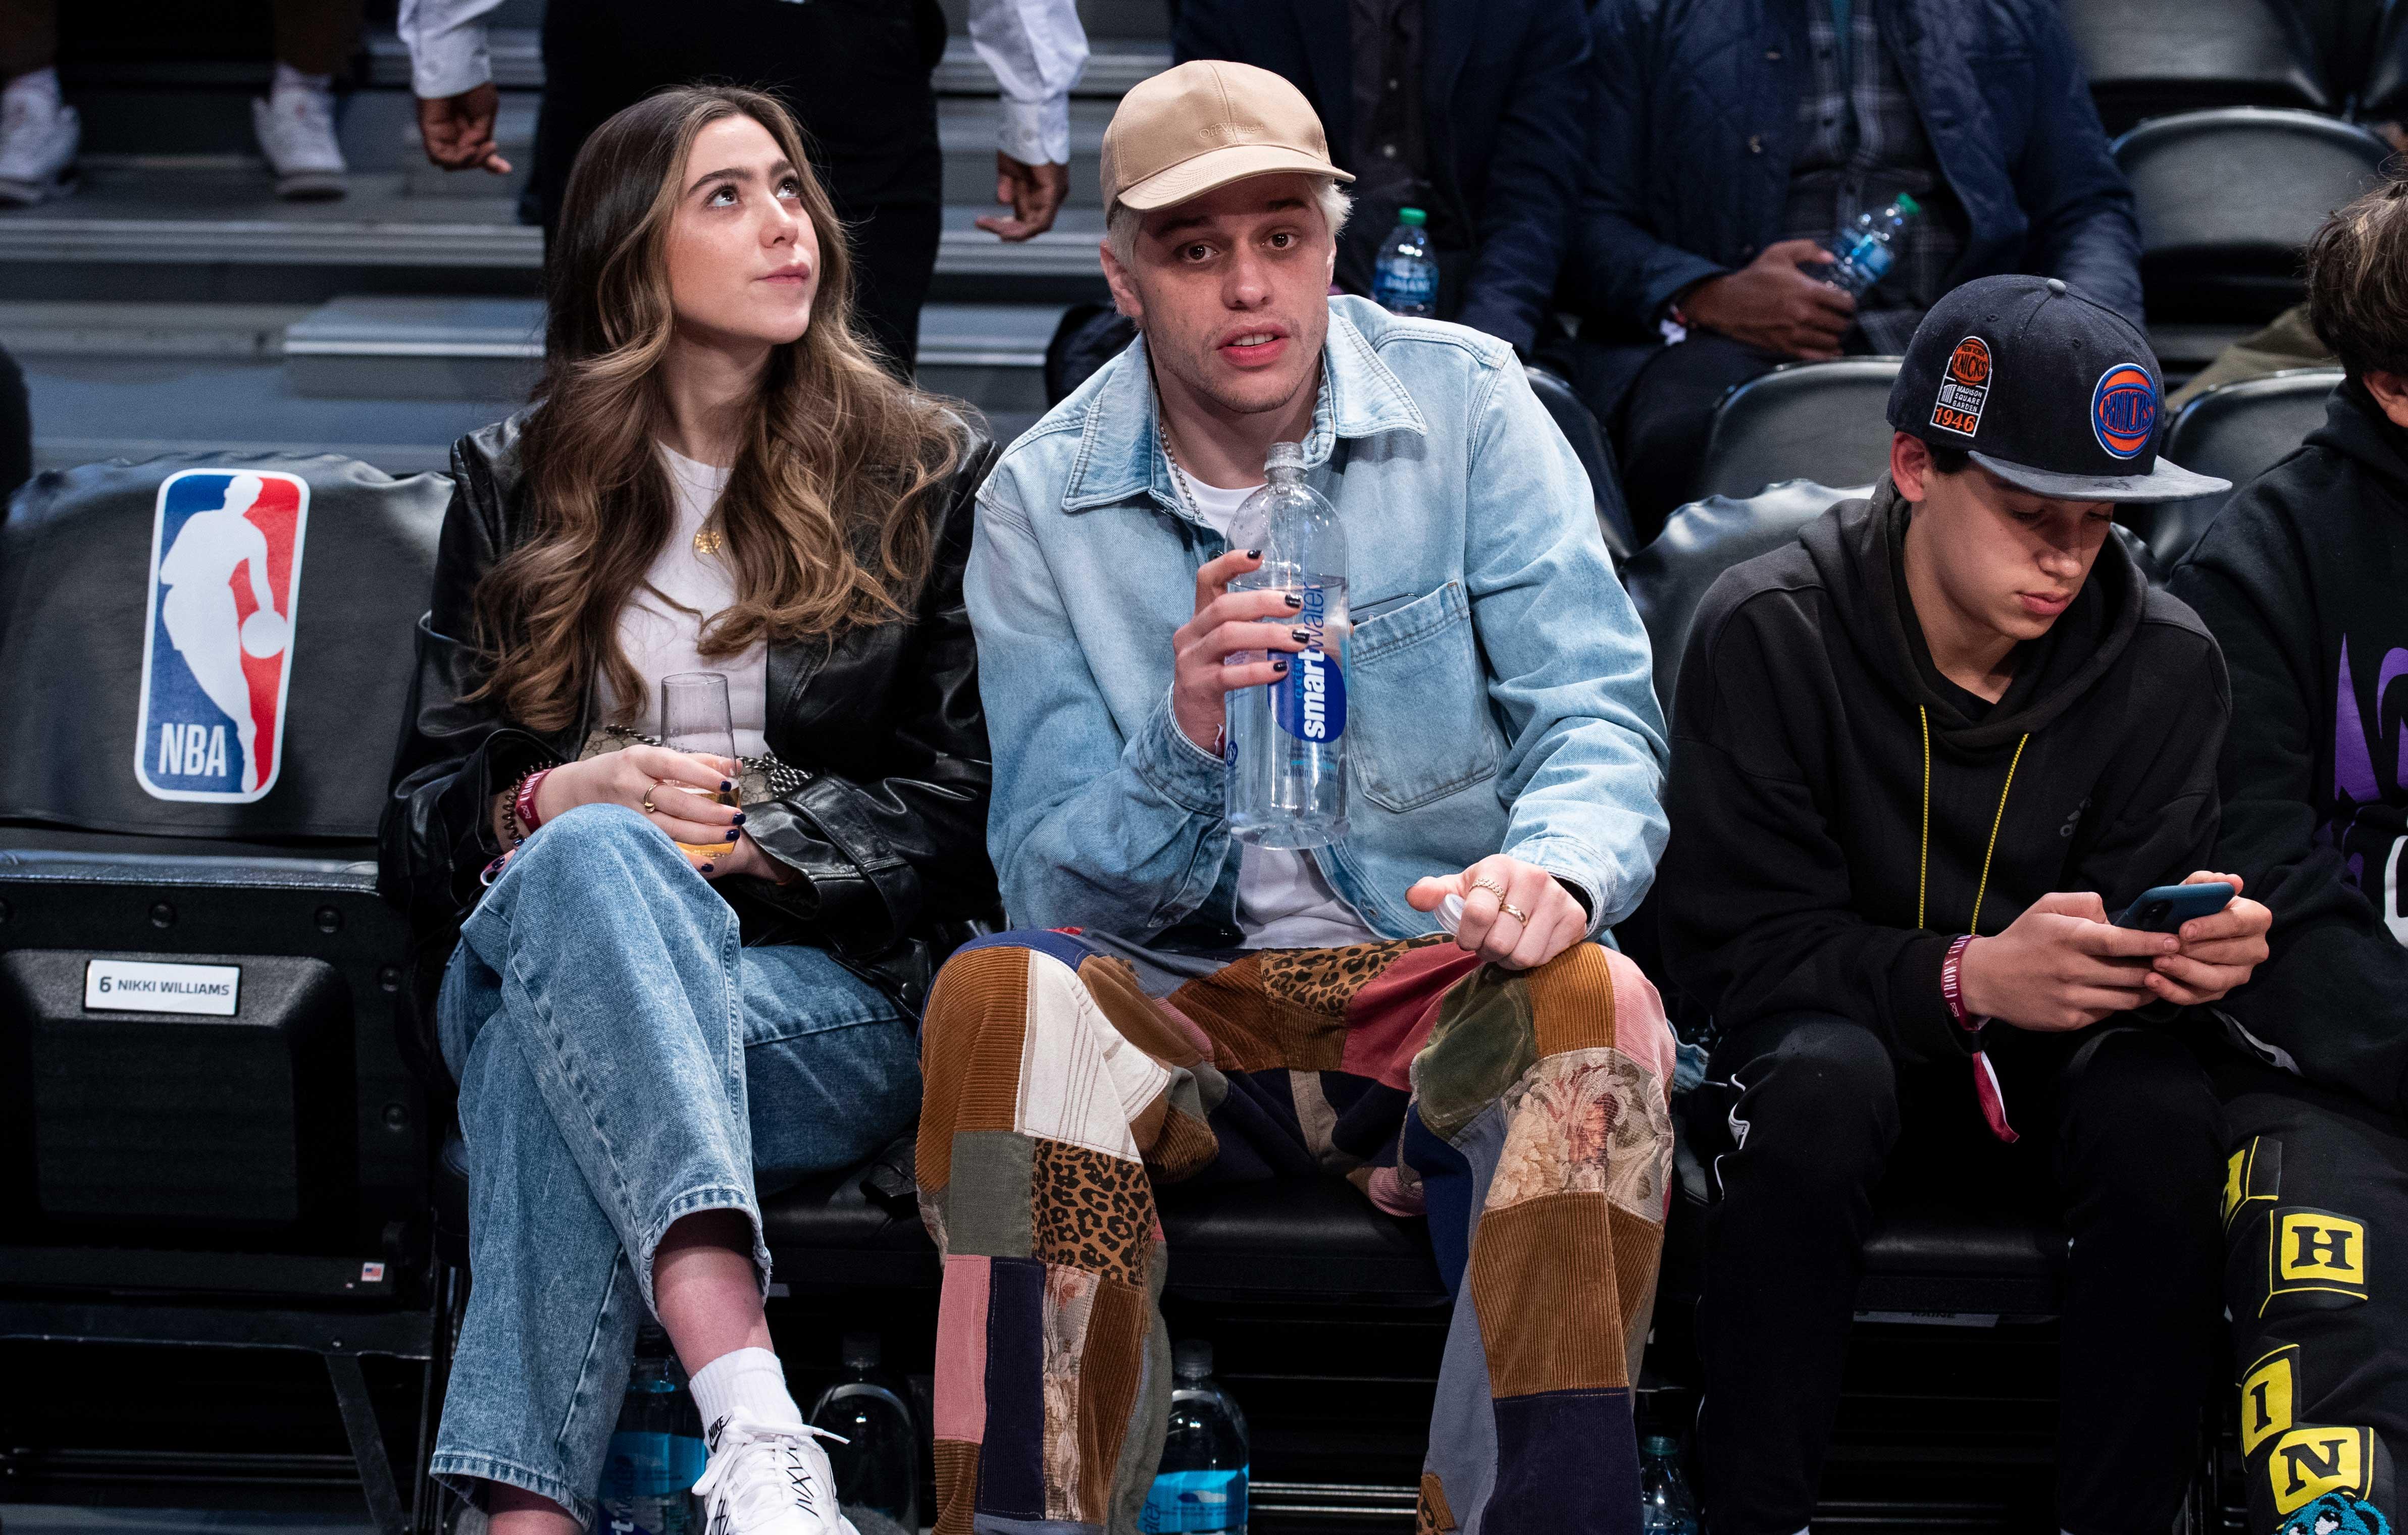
[363,31,1170,98]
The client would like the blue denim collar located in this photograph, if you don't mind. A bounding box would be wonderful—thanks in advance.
[1059,304,1429,520]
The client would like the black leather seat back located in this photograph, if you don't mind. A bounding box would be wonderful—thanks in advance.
[0,453,450,843]
[2352,0,2408,121]
[2115,109,2390,324]
[1527,363,1637,562]
[1695,358,1900,506]
[2146,366,2342,568]
[2065,0,2329,135]
[1622,479,1861,721]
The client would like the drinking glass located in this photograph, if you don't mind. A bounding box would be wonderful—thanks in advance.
[660,672,738,860]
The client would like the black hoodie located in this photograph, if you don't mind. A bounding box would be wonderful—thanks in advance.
[2170,381,2408,1119]
[1659,479,2229,1064]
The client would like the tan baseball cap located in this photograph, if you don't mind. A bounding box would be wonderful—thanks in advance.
[1100,60,1355,214]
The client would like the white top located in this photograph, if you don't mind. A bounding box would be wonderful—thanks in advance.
[1174,471,1378,951]
[605,445,771,760]
[394,0,1089,166]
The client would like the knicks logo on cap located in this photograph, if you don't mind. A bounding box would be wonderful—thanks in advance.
[1930,336,1992,437]
[2091,364,2158,460]
[133,469,310,804]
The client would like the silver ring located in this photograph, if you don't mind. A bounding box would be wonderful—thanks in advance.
[1498,901,1529,926]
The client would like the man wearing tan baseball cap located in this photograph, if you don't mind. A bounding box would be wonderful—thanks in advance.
[918,58,1672,1535]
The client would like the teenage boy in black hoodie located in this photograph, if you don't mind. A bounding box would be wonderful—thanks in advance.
[1661,274,2275,1535]
[2170,182,2408,1531]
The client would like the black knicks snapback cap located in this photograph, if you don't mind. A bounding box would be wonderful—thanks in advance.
[1887,274,2229,503]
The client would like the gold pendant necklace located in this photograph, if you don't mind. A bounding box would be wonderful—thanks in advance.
[693,523,723,556]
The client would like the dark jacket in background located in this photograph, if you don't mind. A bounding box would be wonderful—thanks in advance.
[1174,0,1590,354]
[1576,0,2143,341]
[378,412,1000,1075]
[1660,482,2225,1062]
[2171,382,2408,1118]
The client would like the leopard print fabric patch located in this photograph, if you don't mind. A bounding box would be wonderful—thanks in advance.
[1030,1137,1152,1288]
[1260,934,1447,1017]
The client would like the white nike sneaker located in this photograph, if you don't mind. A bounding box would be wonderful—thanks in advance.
[251,87,346,201]
[0,90,78,206]
[691,1415,860,1535]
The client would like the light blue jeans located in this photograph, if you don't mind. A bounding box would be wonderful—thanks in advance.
[429,804,920,1525]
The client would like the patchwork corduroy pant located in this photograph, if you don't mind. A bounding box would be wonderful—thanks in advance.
[914,927,1677,1535]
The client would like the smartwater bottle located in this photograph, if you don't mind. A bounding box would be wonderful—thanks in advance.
[1370,206,1439,317]
[599,1327,706,1535]
[1815,191,1921,297]
[1141,1341,1249,1533]
[1636,1436,1700,1535]
[1224,442,1347,850]
[806,1332,919,1535]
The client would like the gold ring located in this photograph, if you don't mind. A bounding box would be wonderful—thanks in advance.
[1498,901,1529,925]
[1472,875,1508,900]
[641,786,657,814]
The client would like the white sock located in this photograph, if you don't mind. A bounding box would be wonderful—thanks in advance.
[270,62,333,103]
[688,1346,804,1440]
[3,67,61,114]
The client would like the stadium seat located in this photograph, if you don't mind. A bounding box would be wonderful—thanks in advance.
[2300,0,2390,109]
[2065,0,2330,136]
[1694,358,1900,508]
[0,452,450,1535]
[2115,109,2391,326]
[1527,362,1638,562]
[2351,0,2408,122]
[2145,366,2342,569]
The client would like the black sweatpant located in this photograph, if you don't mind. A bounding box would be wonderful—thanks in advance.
[1692,1012,2225,1535]
[531,0,946,374]
[2219,1068,2406,1530]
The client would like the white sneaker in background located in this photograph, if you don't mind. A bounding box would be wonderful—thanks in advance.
[691,1414,861,1535]
[251,77,346,201]
[0,72,80,207]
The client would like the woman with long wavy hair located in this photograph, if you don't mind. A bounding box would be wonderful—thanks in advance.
[379,84,997,1535]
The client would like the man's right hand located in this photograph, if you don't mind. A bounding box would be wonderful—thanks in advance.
[418,83,511,174]
[1172,548,1311,754]
[1956,891,2178,1032]
[1683,239,1857,359]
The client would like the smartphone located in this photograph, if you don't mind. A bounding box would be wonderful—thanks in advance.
[2113,882,2234,932]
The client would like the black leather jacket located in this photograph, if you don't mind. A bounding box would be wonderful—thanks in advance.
[378,411,1000,1078]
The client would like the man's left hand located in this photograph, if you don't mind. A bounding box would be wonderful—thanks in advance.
[976,153,1068,241]
[1409,856,1587,970]
[2145,871,2272,1007]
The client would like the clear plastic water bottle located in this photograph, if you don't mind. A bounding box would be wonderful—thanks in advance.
[1141,1341,1249,1533]
[1816,191,1921,297]
[806,1331,918,1534]
[1370,206,1439,317]
[1637,1435,1699,1535]
[1224,442,1348,851]
[599,1327,706,1535]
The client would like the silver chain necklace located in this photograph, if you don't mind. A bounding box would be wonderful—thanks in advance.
[1157,407,1208,523]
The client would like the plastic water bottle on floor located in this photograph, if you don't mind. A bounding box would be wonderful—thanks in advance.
[600,1327,706,1535]
[1371,206,1439,317]
[1816,191,1921,297]
[1142,1341,1249,1532]
[1637,1435,1700,1535]
[806,1331,919,1533]
[1224,442,1349,850]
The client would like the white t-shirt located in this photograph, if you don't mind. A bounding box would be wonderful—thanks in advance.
[1174,470,1378,950]
[605,445,772,759]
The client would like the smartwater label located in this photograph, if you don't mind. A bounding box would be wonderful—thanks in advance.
[84,959,240,1016]
[1140,1468,1248,1532]
[1272,585,1346,743]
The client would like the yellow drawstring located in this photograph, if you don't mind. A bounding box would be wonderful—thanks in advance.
[1917,704,2030,935]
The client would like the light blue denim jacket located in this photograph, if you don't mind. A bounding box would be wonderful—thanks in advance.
[965,295,1669,942]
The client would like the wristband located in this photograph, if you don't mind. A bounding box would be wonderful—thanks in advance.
[1940,933,1982,1034]
[506,764,556,847]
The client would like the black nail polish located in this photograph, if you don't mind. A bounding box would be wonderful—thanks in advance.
[720,780,734,792]
[701,863,716,873]
[1284,592,1303,609]
[1272,659,1289,674]
[1291,627,1313,644]
[1246,548,1262,559]
[732,812,748,826]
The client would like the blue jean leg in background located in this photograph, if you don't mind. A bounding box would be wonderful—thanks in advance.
[427,804,920,1524]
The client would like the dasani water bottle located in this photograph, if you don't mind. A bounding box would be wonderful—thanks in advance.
[1142,1341,1249,1533]
[599,1328,706,1535]
[1370,207,1439,317]
[1637,1435,1700,1535]
[1225,442,1347,850]
[1816,191,1921,297]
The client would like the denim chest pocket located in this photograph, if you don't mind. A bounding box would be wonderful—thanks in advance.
[1344,581,1503,813]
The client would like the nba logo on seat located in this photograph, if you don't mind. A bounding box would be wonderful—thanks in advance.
[134,469,310,803]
